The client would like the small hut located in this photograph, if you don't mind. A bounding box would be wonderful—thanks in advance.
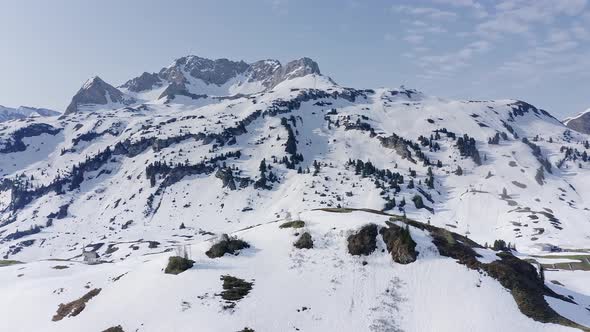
[83,251,100,264]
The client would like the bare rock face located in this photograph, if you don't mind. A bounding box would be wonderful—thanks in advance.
[159,56,250,86]
[65,76,133,114]
[247,59,282,86]
[347,224,378,256]
[268,57,321,88]
[215,167,237,190]
[119,72,162,92]
[564,110,590,134]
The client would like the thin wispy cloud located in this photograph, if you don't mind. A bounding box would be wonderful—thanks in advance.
[391,0,590,96]
[393,5,458,20]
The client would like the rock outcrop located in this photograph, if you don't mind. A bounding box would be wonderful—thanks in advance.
[347,224,378,256]
[294,232,313,249]
[380,222,417,264]
[206,234,250,258]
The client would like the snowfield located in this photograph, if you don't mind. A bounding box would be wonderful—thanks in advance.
[0,55,589,331]
[0,210,585,332]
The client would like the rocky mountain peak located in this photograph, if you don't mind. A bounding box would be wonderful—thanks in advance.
[266,57,322,89]
[283,57,321,77]
[65,76,132,114]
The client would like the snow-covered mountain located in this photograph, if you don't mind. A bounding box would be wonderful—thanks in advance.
[1,55,590,331]
[564,109,590,134]
[0,105,59,122]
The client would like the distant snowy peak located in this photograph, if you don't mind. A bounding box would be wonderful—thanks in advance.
[0,105,59,122]
[119,55,325,99]
[564,108,590,134]
[65,76,135,114]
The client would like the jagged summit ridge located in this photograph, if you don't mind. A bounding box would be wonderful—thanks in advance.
[65,56,325,114]
[119,55,323,98]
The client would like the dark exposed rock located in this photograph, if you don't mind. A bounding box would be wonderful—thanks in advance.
[102,326,125,332]
[218,275,253,308]
[52,288,101,321]
[347,224,378,256]
[378,133,418,163]
[164,256,194,275]
[215,167,237,190]
[206,234,250,258]
[380,222,417,264]
[294,232,313,249]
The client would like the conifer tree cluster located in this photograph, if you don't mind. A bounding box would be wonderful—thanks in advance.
[254,158,278,189]
[279,117,304,169]
[456,134,481,165]
[418,135,441,152]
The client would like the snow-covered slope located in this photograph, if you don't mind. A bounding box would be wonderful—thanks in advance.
[1,55,590,331]
[0,209,587,332]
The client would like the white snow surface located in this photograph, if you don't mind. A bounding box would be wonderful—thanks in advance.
[0,210,582,332]
[0,68,589,331]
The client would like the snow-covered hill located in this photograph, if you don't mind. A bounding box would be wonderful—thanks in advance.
[1,55,589,331]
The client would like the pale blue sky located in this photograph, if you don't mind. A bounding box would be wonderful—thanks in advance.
[1,0,589,118]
